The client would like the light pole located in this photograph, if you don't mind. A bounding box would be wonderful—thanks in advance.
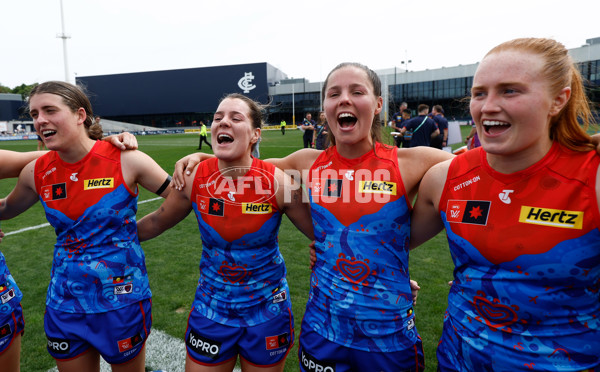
[57,0,71,83]
[401,50,412,73]
[292,83,295,128]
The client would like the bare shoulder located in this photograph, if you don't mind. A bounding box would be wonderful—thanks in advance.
[397,147,454,198]
[266,148,321,172]
[398,147,454,167]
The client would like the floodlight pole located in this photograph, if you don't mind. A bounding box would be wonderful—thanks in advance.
[57,0,71,83]
[292,84,295,127]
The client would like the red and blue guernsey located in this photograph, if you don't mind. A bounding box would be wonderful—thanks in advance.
[190,157,290,327]
[304,143,419,352]
[34,141,149,314]
[0,253,22,316]
[437,143,600,371]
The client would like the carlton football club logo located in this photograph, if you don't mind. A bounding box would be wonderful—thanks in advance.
[238,72,256,93]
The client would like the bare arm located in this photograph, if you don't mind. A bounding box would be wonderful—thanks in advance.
[274,168,314,240]
[121,150,172,198]
[409,160,451,249]
[0,150,46,178]
[171,152,216,190]
[137,170,195,241]
[0,161,40,220]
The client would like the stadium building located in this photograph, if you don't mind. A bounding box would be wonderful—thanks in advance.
[3,38,598,131]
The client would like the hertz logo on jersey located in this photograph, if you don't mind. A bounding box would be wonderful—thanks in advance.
[359,181,397,195]
[242,203,272,214]
[84,178,114,190]
[519,206,583,229]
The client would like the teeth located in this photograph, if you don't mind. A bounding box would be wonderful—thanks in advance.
[42,130,56,136]
[338,113,356,119]
[218,134,233,141]
[483,120,507,126]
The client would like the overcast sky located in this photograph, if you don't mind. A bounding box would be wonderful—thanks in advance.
[1,0,599,89]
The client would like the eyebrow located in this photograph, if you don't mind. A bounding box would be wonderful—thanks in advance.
[214,110,245,116]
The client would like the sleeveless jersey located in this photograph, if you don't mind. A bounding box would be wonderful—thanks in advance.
[304,143,419,352]
[190,157,289,327]
[437,143,600,371]
[34,141,150,314]
[0,253,22,316]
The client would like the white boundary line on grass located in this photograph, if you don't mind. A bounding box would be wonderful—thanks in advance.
[2,196,241,372]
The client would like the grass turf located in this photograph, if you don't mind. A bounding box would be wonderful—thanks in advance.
[0,127,458,371]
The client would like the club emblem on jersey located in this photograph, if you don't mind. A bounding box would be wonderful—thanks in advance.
[323,179,343,198]
[335,254,371,290]
[197,196,225,217]
[41,183,67,201]
[446,200,490,225]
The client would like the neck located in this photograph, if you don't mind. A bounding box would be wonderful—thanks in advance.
[335,139,374,159]
[217,153,254,177]
[486,142,553,174]
[58,137,96,163]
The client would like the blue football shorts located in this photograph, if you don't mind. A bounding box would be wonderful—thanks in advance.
[185,305,294,367]
[44,299,151,364]
[0,303,25,355]
[298,322,424,372]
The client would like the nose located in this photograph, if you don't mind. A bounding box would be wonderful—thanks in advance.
[480,92,501,113]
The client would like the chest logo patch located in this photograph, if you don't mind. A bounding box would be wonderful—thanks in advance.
[359,180,397,195]
[242,203,272,214]
[84,178,114,190]
[446,200,490,225]
[519,206,583,229]
[41,183,67,201]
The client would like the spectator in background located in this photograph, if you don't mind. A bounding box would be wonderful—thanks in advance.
[400,104,439,147]
[391,102,408,147]
[430,105,448,149]
[313,111,329,150]
[465,121,481,149]
[301,112,315,148]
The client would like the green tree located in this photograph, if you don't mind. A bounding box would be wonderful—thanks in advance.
[11,83,38,100]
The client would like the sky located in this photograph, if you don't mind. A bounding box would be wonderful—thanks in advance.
[1,0,599,89]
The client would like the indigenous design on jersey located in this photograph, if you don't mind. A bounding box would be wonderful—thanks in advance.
[0,252,22,315]
[304,143,418,352]
[437,143,600,371]
[34,141,150,314]
[190,157,289,327]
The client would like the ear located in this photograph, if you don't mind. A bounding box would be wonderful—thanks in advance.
[549,87,571,117]
[250,128,261,144]
[76,107,87,126]
[374,96,383,115]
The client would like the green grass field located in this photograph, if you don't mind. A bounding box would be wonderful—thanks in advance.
[0,127,459,371]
